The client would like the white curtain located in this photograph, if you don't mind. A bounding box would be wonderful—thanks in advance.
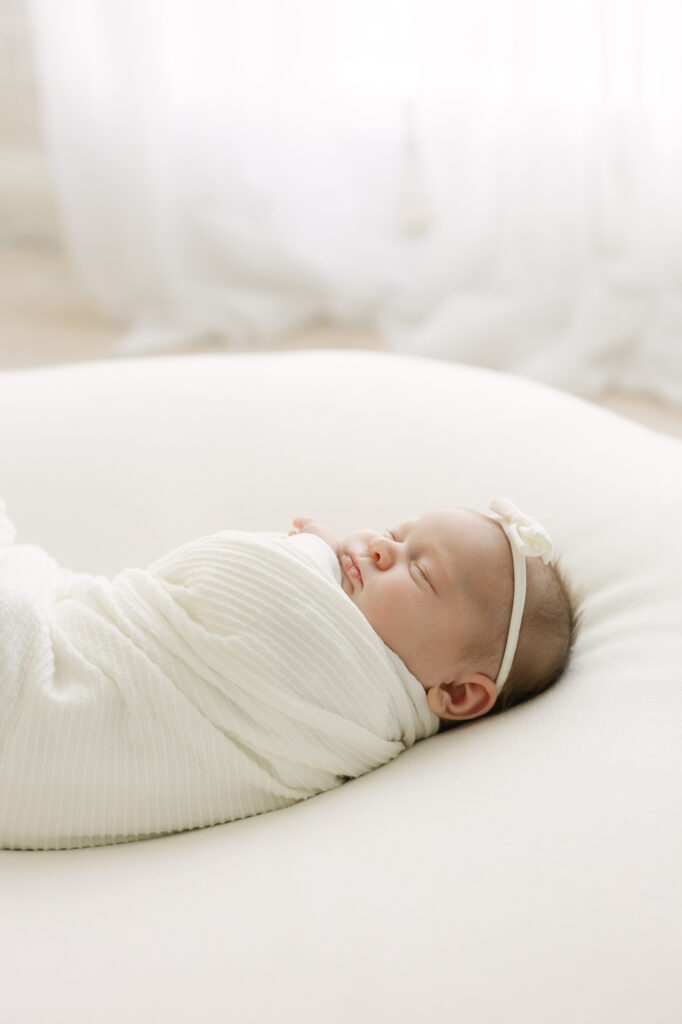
[30,0,682,400]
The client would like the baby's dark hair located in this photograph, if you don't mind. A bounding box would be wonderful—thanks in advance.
[487,555,579,714]
[434,509,579,730]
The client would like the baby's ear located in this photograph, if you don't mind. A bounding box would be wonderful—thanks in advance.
[426,674,497,722]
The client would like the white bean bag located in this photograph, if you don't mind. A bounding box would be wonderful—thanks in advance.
[0,351,680,1024]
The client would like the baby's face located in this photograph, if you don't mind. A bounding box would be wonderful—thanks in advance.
[338,508,511,692]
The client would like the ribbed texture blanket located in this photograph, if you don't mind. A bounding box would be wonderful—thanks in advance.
[0,503,438,849]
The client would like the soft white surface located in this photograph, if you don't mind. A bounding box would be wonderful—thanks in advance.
[0,350,680,1023]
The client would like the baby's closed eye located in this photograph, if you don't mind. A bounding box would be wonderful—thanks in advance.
[412,562,435,593]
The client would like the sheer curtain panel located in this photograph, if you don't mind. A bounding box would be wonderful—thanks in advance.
[29,0,682,400]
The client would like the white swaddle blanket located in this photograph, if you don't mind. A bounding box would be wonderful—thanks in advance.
[0,502,438,849]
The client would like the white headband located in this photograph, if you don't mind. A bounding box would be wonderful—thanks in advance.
[488,498,554,693]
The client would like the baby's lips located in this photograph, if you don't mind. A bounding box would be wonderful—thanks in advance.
[341,553,362,584]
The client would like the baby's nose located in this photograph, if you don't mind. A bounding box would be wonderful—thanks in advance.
[369,535,396,569]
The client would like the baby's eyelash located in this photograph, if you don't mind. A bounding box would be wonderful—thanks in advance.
[385,529,397,540]
[414,562,435,592]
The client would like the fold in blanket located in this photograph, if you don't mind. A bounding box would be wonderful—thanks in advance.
[0,503,438,849]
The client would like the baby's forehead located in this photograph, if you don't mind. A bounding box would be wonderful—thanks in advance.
[389,507,502,553]
[414,506,493,535]
[421,507,510,574]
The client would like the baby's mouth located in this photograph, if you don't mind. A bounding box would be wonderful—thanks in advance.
[341,553,363,586]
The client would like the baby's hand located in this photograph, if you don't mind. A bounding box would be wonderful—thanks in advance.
[289,517,341,556]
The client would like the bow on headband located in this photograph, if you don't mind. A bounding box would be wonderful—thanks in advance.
[488,497,553,565]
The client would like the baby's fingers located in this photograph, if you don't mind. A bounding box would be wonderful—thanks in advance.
[291,516,317,528]
[288,517,340,555]
[289,516,319,535]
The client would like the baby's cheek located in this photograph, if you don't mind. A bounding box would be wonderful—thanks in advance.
[376,589,415,645]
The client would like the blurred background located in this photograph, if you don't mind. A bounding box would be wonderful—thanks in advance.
[2,0,682,435]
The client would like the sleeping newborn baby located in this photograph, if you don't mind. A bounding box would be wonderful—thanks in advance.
[0,498,575,850]
[291,501,575,724]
